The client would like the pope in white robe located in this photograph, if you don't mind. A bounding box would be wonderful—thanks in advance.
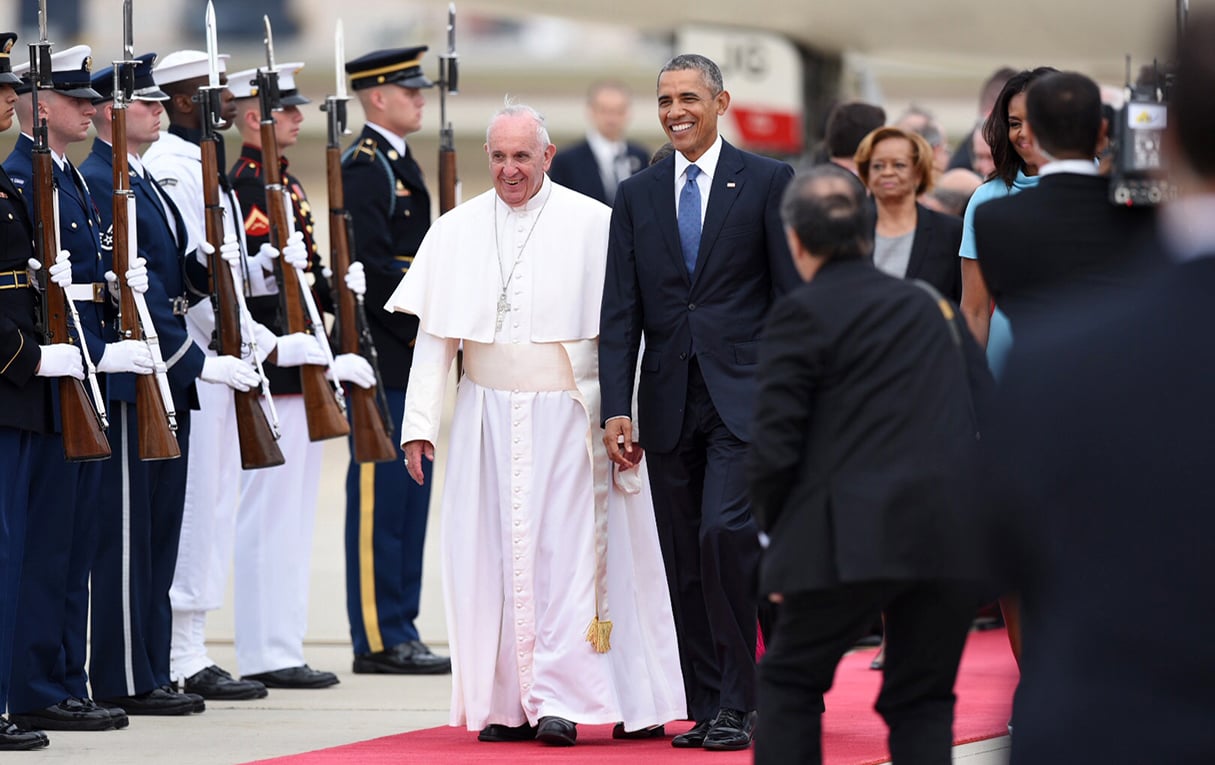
[387,105,685,743]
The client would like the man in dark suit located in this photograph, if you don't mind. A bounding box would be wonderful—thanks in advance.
[749,164,988,765]
[340,46,449,676]
[549,81,649,205]
[983,16,1215,764]
[974,71,1157,335]
[599,53,798,751]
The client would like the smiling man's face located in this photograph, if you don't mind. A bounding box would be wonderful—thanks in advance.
[657,68,729,163]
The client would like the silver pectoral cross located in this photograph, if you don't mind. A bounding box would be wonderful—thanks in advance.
[495,290,511,333]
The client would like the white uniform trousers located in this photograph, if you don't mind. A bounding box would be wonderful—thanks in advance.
[170,379,242,680]
[234,396,323,675]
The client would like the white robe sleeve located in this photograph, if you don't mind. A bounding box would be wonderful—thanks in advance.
[400,329,460,447]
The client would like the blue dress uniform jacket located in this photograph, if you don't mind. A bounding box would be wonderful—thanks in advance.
[340,125,428,389]
[79,136,200,701]
[0,164,48,432]
[79,137,203,412]
[339,124,436,659]
[3,134,108,714]
[230,143,332,396]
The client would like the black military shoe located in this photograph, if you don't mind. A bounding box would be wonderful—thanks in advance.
[182,665,268,700]
[0,716,49,751]
[160,685,206,713]
[353,641,451,675]
[9,698,116,731]
[98,688,196,716]
[243,665,340,689]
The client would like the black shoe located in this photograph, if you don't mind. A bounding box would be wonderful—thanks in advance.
[182,665,268,700]
[9,698,116,732]
[352,641,451,675]
[703,708,757,752]
[98,688,196,716]
[671,719,712,748]
[477,722,538,742]
[612,722,665,739]
[0,717,50,751]
[536,716,577,746]
[243,665,340,689]
[161,685,206,713]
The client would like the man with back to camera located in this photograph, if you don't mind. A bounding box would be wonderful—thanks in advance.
[548,81,650,205]
[822,101,886,176]
[748,163,990,765]
[599,53,800,751]
[974,70,1158,335]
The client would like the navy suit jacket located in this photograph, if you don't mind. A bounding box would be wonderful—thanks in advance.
[4,134,114,377]
[548,139,649,205]
[599,139,799,452]
[80,138,203,411]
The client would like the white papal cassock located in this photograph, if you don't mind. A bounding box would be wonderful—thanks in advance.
[387,177,685,732]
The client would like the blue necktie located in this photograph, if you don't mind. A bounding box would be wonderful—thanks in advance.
[678,164,702,275]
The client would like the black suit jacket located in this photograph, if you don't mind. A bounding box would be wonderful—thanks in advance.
[599,140,799,452]
[748,259,990,596]
[904,203,963,303]
[986,255,1215,764]
[973,172,1157,332]
[548,139,649,204]
[341,126,430,389]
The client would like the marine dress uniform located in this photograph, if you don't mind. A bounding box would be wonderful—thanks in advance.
[226,64,339,688]
[4,46,126,732]
[78,56,207,716]
[341,47,447,673]
[0,30,53,750]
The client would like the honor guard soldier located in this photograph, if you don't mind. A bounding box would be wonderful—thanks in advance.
[5,44,156,734]
[226,62,370,689]
[79,53,219,717]
[143,50,323,701]
[0,31,79,751]
[341,46,449,674]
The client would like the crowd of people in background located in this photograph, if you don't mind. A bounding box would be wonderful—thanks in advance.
[2,8,1214,765]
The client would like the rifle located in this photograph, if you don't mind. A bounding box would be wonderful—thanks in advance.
[257,16,349,442]
[323,19,396,463]
[437,3,460,216]
[198,0,284,469]
[30,0,110,461]
[111,0,180,461]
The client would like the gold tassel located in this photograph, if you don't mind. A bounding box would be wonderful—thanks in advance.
[585,616,613,653]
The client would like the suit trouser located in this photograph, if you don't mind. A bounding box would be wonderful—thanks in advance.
[645,360,760,721]
[235,397,323,675]
[344,386,433,656]
[90,404,190,699]
[170,380,241,680]
[0,428,33,713]
[754,581,975,765]
[9,432,101,713]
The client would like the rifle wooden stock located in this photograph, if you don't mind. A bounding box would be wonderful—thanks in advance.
[438,145,457,215]
[200,137,284,470]
[32,150,111,461]
[327,146,396,463]
[112,106,180,461]
[260,121,348,442]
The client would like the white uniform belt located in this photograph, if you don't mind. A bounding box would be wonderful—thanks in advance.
[463,340,576,392]
[66,283,108,303]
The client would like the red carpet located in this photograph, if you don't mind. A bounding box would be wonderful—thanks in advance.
[249,629,1016,765]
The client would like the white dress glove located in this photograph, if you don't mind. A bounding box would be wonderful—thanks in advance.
[328,352,375,389]
[273,333,326,368]
[35,344,84,380]
[344,261,366,297]
[200,355,261,392]
[104,256,150,299]
[35,250,74,289]
[97,339,154,374]
[252,242,280,274]
[196,236,242,267]
[280,230,308,270]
